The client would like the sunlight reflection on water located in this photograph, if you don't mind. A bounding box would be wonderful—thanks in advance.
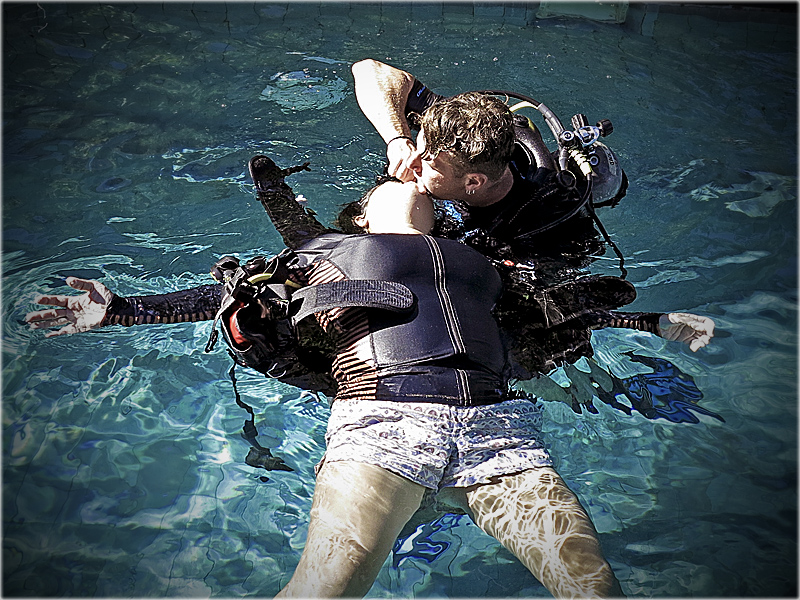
[3,2,796,597]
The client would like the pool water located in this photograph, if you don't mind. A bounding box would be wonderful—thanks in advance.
[3,3,797,597]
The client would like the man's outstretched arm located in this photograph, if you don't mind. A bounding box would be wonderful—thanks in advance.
[25,276,220,337]
[249,155,335,250]
[585,310,716,352]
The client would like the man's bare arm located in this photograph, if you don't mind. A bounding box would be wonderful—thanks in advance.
[352,59,416,142]
[352,59,418,180]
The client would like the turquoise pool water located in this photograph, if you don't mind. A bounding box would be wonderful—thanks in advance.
[3,3,797,597]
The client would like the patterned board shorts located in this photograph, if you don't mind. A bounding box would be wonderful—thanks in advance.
[319,397,553,490]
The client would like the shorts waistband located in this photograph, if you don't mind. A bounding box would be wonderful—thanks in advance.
[373,367,508,406]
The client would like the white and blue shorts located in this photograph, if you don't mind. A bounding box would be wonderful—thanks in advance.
[319,397,553,490]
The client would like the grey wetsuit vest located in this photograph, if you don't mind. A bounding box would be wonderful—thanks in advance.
[298,233,508,404]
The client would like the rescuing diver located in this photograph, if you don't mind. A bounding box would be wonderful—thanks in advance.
[351,58,628,282]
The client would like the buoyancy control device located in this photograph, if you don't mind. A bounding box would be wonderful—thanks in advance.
[204,249,417,394]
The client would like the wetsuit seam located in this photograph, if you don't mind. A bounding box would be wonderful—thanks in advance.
[423,236,466,355]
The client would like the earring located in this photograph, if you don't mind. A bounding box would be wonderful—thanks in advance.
[467,189,475,196]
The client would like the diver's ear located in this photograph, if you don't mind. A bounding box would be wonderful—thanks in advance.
[354,213,368,229]
[464,172,489,194]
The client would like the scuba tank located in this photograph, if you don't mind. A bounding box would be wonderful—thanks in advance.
[483,89,624,200]
[479,89,628,276]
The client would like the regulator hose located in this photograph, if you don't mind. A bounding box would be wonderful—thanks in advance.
[479,89,567,144]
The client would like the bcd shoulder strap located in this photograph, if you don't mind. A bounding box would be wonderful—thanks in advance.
[289,279,414,324]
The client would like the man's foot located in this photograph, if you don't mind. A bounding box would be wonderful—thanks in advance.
[249,155,310,193]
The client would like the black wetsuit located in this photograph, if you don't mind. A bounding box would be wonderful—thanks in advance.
[468,164,604,278]
[405,81,606,277]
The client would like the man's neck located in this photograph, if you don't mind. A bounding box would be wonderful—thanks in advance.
[466,166,514,208]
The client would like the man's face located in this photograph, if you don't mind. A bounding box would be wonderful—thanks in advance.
[409,129,466,201]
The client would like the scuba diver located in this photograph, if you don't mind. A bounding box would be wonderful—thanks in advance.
[26,157,714,599]
[351,58,627,278]
[27,154,714,394]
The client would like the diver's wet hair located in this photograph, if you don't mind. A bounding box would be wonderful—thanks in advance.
[334,175,402,233]
[420,92,515,181]
[334,201,365,233]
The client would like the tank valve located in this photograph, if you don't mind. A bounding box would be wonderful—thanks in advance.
[597,119,613,137]
[571,113,589,130]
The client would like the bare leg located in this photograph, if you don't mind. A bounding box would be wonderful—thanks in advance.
[463,467,623,598]
[276,460,425,598]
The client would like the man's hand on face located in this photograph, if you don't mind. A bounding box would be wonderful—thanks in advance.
[386,137,418,182]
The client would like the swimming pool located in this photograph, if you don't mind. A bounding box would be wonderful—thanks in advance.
[3,2,797,596]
